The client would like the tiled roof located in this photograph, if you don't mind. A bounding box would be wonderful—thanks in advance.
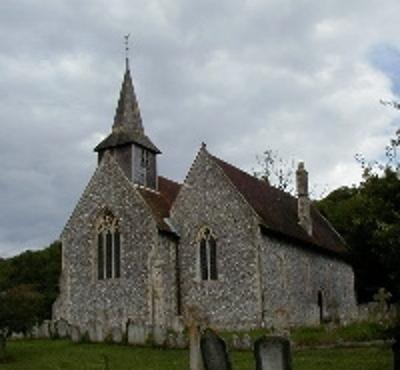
[211,154,347,256]
[137,176,181,234]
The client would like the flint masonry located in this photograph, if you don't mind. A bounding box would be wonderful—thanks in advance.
[53,57,357,334]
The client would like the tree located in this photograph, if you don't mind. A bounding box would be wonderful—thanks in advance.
[0,285,45,360]
[318,127,400,302]
[254,149,296,194]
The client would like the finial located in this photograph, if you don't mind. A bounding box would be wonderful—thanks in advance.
[124,33,131,71]
[201,142,207,149]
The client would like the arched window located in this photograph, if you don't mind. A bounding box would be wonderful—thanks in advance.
[97,211,121,280]
[199,228,218,281]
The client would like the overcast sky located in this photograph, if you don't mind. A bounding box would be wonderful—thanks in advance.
[1,0,400,257]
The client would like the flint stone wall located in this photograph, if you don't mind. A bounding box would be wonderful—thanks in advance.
[258,234,357,327]
[170,149,262,330]
[53,154,161,330]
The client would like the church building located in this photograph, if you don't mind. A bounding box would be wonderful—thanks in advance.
[53,57,357,334]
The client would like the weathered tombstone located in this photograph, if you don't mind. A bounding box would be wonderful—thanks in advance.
[232,334,241,349]
[176,332,188,349]
[56,319,69,338]
[200,329,232,370]
[88,320,104,342]
[39,321,51,339]
[166,332,177,348]
[70,326,81,343]
[373,288,392,314]
[31,324,40,339]
[153,325,167,346]
[111,327,123,344]
[254,336,292,370]
[127,323,149,345]
[393,339,400,370]
[189,324,204,370]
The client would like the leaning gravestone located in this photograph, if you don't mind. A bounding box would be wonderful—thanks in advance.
[254,336,292,370]
[200,329,232,370]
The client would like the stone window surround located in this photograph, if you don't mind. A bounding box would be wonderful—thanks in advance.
[95,210,122,281]
[195,226,220,283]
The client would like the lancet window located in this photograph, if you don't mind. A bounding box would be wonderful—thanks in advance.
[97,211,121,280]
[199,228,218,281]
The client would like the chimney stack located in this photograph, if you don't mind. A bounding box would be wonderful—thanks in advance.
[296,162,312,236]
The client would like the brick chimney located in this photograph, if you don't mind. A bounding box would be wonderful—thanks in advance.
[296,162,312,236]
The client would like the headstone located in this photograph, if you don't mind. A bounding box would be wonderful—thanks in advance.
[166,332,177,348]
[254,336,292,370]
[200,329,232,370]
[39,321,51,339]
[70,326,81,343]
[88,320,104,342]
[153,325,167,346]
[232,334,241,349]
[111,327,123,343]
[56,319,69,338]
[176,332,188,349]
[373,288,392,313]
[127,323,149,345]
[31,324,40,339]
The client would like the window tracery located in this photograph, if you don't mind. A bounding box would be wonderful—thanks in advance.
[198,228,218,281]
[97,211,121,280]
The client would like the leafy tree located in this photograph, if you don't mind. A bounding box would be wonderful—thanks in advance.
[0,241,61,325]
[318,166,400,302]
[0,285,45,360]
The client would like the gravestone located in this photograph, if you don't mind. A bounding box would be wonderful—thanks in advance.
[88,320,104,342]
[166,332,177,348]
[39,321,51,339]
[254,336,292,370]
[70,326,81,343]
[31,324,40,339]
[153,325,167,346]
[111,327,123,343]
[127,323,149,345]
[373,288,391,314]
[200,329,232,370]
[189,324,204,370]
[56,319,69,338]
[176,332,188,349]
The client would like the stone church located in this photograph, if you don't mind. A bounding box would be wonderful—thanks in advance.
[53,58,357,334]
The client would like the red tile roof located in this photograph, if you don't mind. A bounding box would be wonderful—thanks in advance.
[211,154,347,256]
[137,176,181,234]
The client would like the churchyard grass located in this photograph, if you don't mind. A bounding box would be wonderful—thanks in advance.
[0,339,392,370]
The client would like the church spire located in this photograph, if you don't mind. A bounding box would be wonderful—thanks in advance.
[112,34,144,134]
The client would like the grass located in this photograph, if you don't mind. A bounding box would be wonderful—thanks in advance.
[0,339,393,370]
[221,321,390,347]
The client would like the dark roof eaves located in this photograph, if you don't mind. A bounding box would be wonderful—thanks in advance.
[259,223,350,263]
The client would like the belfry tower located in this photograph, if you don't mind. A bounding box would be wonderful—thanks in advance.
[94,39,160,189]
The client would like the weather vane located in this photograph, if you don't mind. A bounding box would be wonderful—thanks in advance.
[124,33,131,70]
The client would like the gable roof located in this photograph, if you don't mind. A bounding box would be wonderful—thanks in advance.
[137,176,181,235]
[210,154,347,256]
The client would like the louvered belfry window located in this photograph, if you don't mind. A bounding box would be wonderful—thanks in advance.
[97,211,121,280]
[199,228,218,281]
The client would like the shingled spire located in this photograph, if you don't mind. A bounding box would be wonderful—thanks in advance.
[112,61,144,134]
[94,39,160,189]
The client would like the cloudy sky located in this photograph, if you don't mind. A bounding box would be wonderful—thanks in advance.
[1,0,400,256]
